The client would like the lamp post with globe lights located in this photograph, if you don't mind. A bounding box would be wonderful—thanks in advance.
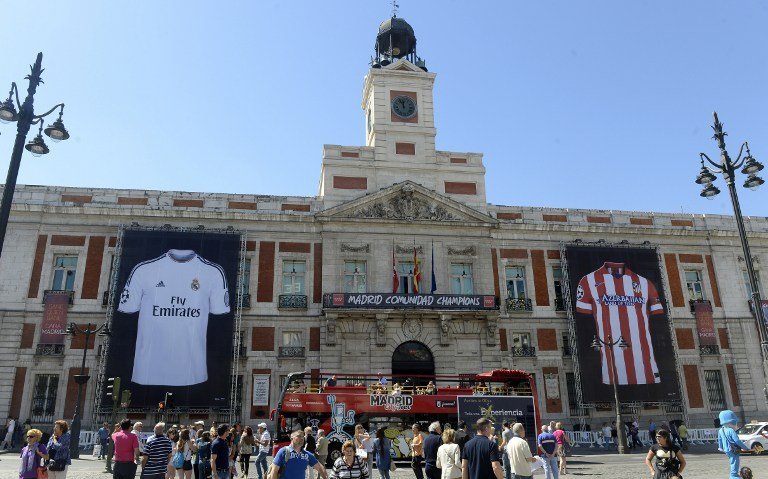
[0,52,70,259]
[695,111,768,403]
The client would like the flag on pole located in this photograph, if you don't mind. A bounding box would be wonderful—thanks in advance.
[392,242,399,293]
[430,241,437,294]
[413,242,421,293]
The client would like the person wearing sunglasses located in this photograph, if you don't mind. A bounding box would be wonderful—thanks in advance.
[19,429,48,479]
[645,429,685,479]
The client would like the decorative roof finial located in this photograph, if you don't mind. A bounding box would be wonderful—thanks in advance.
[391,0,399,17]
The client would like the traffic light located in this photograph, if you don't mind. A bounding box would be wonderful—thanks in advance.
[121,389,131,408]
[158,401,165,411]
[106,377,121,403]
[164,392,174,409]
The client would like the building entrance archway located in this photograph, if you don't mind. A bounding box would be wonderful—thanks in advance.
[391,341,435,386]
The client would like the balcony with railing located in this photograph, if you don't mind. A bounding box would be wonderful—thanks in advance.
[699,344,720,355]
[689,299,712,313]
[279,294,308,309]
[43,290,74,305]
[35,344,65,356]
[278,346,306,358]
[554,297,566,312]
[562,344,572,356]
[506,297,533,312]
[510,346,536,357]
[240,293,251,309]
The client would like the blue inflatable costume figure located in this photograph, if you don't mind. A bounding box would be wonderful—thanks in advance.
[716,410,750,479]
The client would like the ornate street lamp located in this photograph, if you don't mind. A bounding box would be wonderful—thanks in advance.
[0,52,69,259]
[695,112,768,403]
[65,322,111,459]
[591,334,630,454]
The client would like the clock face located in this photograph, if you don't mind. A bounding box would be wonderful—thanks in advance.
[391,95,417,119]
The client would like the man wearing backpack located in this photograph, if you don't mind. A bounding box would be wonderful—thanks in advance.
[270,429,328,479]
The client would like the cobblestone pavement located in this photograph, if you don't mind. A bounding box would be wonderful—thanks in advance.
[0,449,765,479]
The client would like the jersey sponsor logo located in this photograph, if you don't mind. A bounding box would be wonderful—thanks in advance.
[599,294,647,307]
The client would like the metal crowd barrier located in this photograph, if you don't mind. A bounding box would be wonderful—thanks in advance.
[563,428,719,449]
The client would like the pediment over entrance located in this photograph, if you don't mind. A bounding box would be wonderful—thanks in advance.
[316,181,497,225]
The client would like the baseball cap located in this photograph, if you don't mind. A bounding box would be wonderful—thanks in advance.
[258,422,268,429]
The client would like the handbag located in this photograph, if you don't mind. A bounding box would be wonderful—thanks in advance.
[36,466,49,479]
[172,450,185,469]
[389,461,397,472]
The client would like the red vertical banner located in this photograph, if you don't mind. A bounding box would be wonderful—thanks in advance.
[40,291,69,344]
[693,301,716,346]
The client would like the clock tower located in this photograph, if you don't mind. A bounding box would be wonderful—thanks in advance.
[319,15,488,209]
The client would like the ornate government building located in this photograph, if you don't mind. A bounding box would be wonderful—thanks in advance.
[0,16,766,430]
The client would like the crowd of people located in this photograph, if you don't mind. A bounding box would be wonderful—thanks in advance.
[7,409,760,479]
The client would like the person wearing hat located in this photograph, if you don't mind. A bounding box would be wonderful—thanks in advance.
[716,410,753,479]
[253,423,271,479]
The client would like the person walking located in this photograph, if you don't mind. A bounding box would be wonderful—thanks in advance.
[353,425,369,462]
[436,429,461,479]
[133,422,145,456]
[2,417,16,450]
[142,423,174,479]
[460,418,502,479]
[411,424,425,479]
[372,428,392,479]
[211,424,231,479]
[253,423,271,479]
[168,428,181,479]
[239,427,256,478]
[46,420,71,479]
[499,423,513,479]
[717,410,753,479]
[649,420,657,445]
[600,423,611,449]
[676,422,688,451]
[194,431,212,479]
[270,429,328,479]
[645,429,686,479]
[19,428,48,479]
[113,419,140,479]
[424,422,443,479]
[328,440,368,479]
[176,429,198,479]
[315,429,329,474]
[536,425,558,479]
[454,423,469,454]
[506,424,536,479]
[98,422,111,460]
[552,423,569,475]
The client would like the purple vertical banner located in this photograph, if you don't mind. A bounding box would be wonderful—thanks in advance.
[693,301,717,346]
[40,291,69,344]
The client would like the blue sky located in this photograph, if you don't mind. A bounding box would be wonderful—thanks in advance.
[1,1,766,216]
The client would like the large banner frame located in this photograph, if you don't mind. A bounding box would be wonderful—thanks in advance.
[457,396,537,451]
[560,241,686,419]
[93,225,246,423]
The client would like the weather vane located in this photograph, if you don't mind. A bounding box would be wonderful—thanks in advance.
[391,0,399,17]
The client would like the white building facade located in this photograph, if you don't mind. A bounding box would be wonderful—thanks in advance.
[0,17,766,431]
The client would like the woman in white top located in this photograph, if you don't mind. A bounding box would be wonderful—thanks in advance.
[435,429,461,479]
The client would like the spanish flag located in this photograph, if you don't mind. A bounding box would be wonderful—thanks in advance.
[413,245,421,293]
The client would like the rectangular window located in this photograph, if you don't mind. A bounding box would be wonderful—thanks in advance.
[52,255,77,291]
[511,332,531,348]
[397,261,416,293]
[282,331,303,347]
[240,259,251,296]
[704,369,727,410]
[684,270,705,301]
[565,372,579,415]
[505,266,527,299]
[553,266,564,310]
[343,261,367,293]
[450,263,474,294]
[562,332,571,356]
[282,260,306,295]
[30,374,59,423]
[743,271,763,300]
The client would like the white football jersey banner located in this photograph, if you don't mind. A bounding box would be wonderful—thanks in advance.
[118,249,230,386]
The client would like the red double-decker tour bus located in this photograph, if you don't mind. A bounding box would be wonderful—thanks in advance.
[271,369,540,465]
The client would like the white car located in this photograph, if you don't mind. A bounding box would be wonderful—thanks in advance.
[737,422,768,454]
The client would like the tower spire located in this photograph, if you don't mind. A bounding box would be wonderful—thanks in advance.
[391,0,399,17]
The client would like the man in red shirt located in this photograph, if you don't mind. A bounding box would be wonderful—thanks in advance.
[112,418,140,479]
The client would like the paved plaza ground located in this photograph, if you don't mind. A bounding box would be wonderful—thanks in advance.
[0,446,765,479]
